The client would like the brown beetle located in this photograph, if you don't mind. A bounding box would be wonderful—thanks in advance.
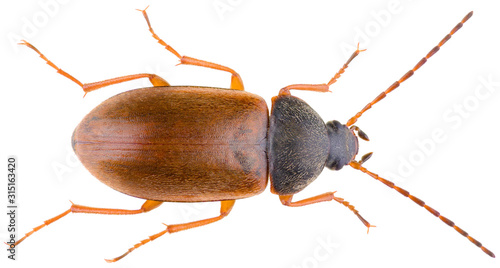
[13,7,495,262]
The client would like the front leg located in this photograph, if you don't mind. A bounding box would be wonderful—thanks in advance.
[279,192,375,233]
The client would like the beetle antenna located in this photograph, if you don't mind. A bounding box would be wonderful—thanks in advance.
[348,160,495,258]
[346,11,473,127]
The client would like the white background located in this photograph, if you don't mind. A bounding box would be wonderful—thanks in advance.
[1,1,499,267]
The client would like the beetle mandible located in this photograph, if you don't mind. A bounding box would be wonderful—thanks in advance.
[12,7,495,262]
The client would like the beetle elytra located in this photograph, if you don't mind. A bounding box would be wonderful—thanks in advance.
[12,7,495,262]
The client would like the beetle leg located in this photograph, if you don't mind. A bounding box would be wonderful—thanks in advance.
[278,43,365,96]
[10,200,162,247]
[326,43,366,87]
[105,200,236,263]
[78,73,170,96]
[279,193,375,233]
[136,6,244,90]
[18,40,170,97]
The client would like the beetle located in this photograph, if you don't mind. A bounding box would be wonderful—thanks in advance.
[11,7,494,262]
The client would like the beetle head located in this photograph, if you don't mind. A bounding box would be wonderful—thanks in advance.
[325,120,364,170]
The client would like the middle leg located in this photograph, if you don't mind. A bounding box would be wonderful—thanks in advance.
[105,199,236,263]
[137,6,244,90]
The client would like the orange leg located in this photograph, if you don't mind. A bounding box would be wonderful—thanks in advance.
[105,200,236,263]
[137,6,244,90]
[278,43,365,96]
[10,200,162,247]
[279,192,375,233]
[18,40,170,97]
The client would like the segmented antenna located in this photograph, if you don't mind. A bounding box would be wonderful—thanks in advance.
[349,160,495,258]
[346,11,473,127]
[346,11,494,258]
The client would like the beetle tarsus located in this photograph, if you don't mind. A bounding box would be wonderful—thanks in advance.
[331,195,375,233]
[105,228,169,263]
[277,44,365,96]
[106,200,235,262]
[327,42,366,87]
[18,40,170,93]
[279,192,375,233]
[137,6,244,90]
